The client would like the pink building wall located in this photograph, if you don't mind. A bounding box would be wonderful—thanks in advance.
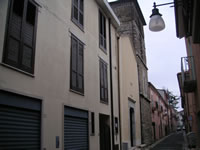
[149,83,169,142]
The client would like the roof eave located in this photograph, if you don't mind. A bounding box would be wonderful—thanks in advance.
[96,0,120,28]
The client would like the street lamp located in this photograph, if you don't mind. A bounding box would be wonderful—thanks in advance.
[149,2,174,32]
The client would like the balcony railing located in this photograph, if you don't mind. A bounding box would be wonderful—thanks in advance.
[181,56,196,92]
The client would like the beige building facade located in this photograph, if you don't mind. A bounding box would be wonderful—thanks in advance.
[0,0,121,150]
[118,35,141,149]
[110,0,152,146]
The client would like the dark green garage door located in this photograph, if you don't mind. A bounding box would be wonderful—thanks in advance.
[64,107,88,150]
[0,90,41,150]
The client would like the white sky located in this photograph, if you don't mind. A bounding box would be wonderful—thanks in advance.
[109,0,186,110]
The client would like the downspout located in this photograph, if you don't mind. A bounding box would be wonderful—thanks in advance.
[117,36,122,150]
[139,96,143,143]
[108,18,115,150]
[138,65,143,143]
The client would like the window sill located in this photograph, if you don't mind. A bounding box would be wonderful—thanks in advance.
[99,45,107,55]
[70,89,84,96]
[0,63,35,77]
[71,18,84,32]
[90,133,95,136]
[100,100,109,105]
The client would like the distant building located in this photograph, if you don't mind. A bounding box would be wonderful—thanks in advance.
[149,83,178,142]
[157,89,178,133]
[149,83,168,141]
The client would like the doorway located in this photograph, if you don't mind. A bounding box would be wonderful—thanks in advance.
[99,114,111,150]
[130,107,136,146]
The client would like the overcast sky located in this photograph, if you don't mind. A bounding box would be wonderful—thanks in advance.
[109,0,186,110]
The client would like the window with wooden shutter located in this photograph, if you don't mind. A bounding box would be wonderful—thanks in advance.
[70,35,84,94]
[3,0,38,74]
[71,0,84,29]
[99,11,106,51]
[99,59,108,103]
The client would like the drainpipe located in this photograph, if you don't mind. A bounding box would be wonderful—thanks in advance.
[117,36,122,150]
[108,18,115,150]
[138,66,143,143]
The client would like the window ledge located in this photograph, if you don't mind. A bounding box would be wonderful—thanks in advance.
[99,45,107,55]
[0,63,35,77]
[70,89,84,96]
[100,100,109,105]
[71,18,84,32]
[90,133,95,136]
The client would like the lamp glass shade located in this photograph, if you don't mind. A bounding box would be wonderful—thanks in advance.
[149,14,165,32]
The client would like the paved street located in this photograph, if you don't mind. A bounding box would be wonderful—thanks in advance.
[151,132,186,150]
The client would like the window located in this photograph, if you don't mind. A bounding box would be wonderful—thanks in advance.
[156,102,158,109]
[99,11,106,50]
[3,0,38,74]
[71,0,84,28]
[91,112,95,135]
[70,35,84,94]
[99,59,108,102]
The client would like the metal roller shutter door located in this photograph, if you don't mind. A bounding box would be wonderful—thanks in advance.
[0,90,41,150]
[64,107,88,150]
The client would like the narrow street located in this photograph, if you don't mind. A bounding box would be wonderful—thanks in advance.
[151,132,186,150]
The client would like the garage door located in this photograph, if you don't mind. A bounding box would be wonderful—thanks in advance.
[64,107,88,150]
[0,90,41,150]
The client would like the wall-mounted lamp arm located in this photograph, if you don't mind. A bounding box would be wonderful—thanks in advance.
[154,2,174,7]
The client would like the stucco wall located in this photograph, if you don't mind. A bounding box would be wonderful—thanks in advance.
[119,36,141,147]
[0,0,120,149]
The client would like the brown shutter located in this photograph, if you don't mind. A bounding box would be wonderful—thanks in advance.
[71,37,78,89]
[4,0,24,67]
[4,0,38,74]
[21,1,37,73]
[70,35,84,93]
[78,43,83,91]
[100,61,104,100]
[104,64,108,101]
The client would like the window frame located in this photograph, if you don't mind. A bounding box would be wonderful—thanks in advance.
[99,58,108,103]
[99,10,107,52]
[3,0,38,74]
[71,0,84,30]
[70,34,84,94]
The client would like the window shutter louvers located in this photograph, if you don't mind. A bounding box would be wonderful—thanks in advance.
[4,0,38,74]
[99,60,108,102]
[70,35,84,93]
[99,11,106,50]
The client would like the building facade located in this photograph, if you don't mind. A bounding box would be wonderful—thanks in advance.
[149,83,169,142]
[117,33,142,149]
[110,0,152,145]
[0,0,121,150]
[175,0,200,148]
[149,83,178,143]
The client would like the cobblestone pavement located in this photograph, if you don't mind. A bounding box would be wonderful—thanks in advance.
[150,132,185,150]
